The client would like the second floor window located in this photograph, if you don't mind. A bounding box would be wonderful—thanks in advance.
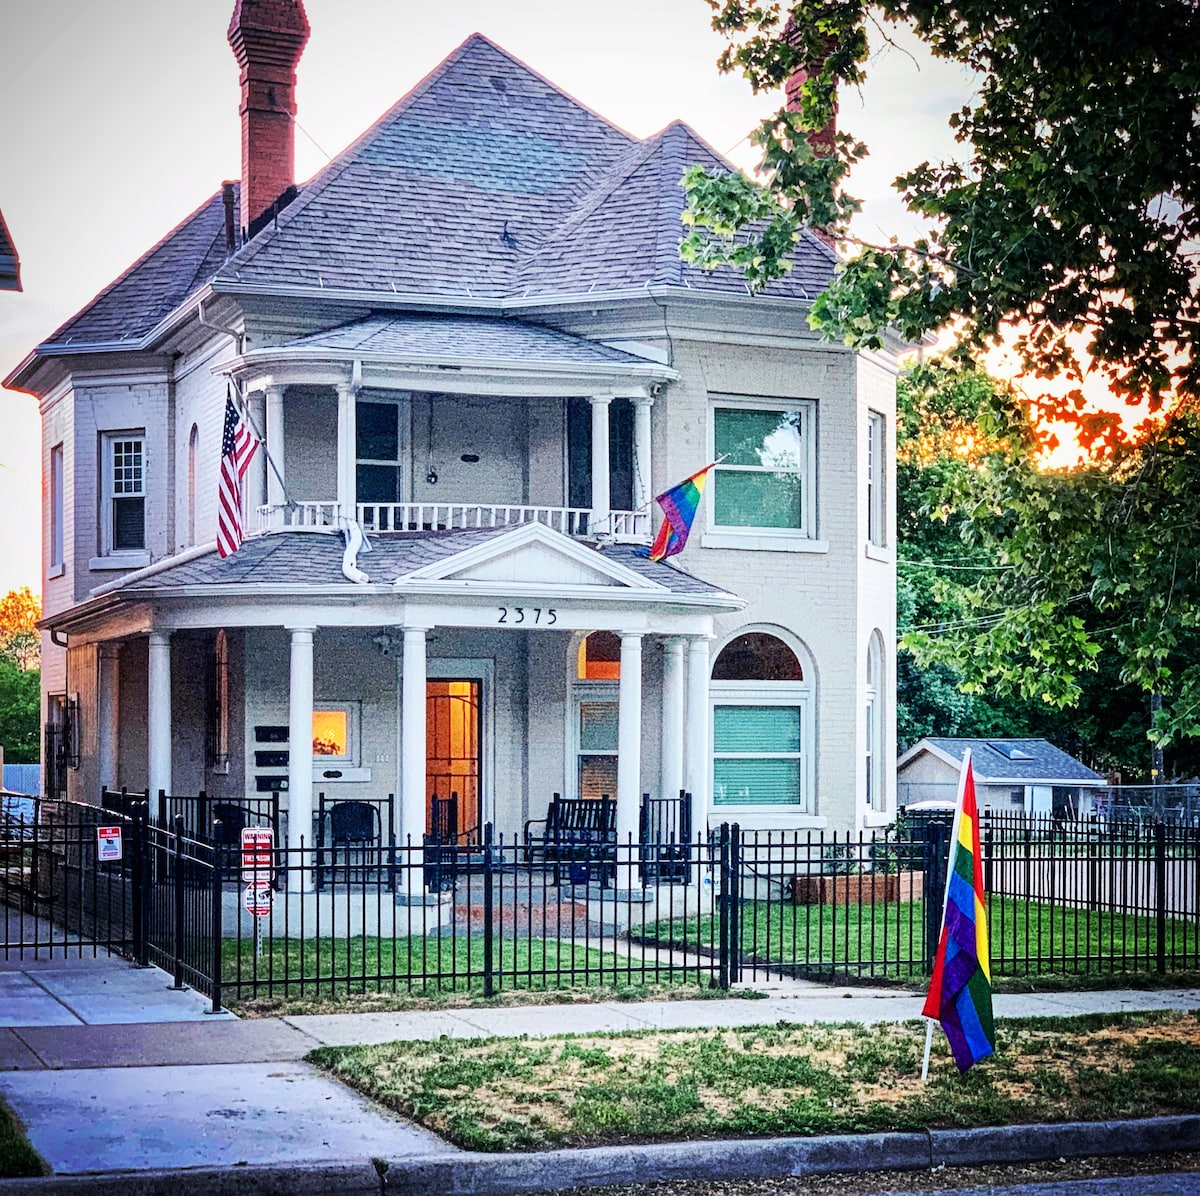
[49,443,64,573]
[102,433,145,554]
[711,400,815,537]
[867,411,886,547]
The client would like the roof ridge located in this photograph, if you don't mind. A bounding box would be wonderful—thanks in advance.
[42,189,224,347]
[653,122,689,287]
[515,135,665,274]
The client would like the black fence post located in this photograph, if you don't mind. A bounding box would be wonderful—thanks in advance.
[209,831,224,1014]
[718,823,731,989]
[729,823,742,985]
[482,822,495,998]
[1154,820,1167,975]
[130,803,147,967]
[171,815,186,990]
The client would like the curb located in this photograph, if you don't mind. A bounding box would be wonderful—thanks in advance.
[2,1115,1197,1195]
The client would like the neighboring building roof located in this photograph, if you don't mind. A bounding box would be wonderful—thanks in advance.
[31,34,836,355]
[898,738,1104,785]
[268,313,658,369]
[0,209,21,292]
[118,527,733,598]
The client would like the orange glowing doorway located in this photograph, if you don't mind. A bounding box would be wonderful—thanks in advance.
[426,679,481,842]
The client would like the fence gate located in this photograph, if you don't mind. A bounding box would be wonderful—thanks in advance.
[0,798,141,960]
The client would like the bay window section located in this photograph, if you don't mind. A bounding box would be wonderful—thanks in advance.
[94,432,148,567]
[713,705,803,806]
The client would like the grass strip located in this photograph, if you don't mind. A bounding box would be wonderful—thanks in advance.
[0,1095,46,1179]
[309,1009,1200,1152]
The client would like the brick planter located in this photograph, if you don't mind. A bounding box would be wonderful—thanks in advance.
[792,871,924,905]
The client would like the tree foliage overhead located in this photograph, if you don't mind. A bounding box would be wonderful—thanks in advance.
[684,1,1200,425]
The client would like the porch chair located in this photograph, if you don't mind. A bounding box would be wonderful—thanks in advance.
[320,799,381,887]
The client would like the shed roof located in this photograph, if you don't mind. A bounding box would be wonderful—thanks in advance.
[899,738,1104,784]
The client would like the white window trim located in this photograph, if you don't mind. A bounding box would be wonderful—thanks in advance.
[566,678,619,800]
[867,410,886,549]
[311,700,361,766]
[99,431,147,560]
[49,442,64,577]
[703,395,818,548]
[710,681,814,813]
[355,394,411,506]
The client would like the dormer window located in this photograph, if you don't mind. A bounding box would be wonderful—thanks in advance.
[102,433,146,555]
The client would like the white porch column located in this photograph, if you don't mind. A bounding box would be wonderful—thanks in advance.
[336,382,357,519]
[147,631,172,804]
[617,632,643,889]
[660,637,685,806]
[631,394,654,517]
[400,625,429,898]
[685,635,712,837]
[589,395,611,536]
[265,385,286,510]
[287,626,315,891]
[97,643,120,791]
[246,389,267,521]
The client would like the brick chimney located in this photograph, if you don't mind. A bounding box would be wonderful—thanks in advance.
[228,0,310,239]
[784,32,838,158]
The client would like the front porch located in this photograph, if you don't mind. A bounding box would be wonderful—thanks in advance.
[55,521,743,897]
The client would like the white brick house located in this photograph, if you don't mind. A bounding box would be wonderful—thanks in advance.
[5,1,897,879]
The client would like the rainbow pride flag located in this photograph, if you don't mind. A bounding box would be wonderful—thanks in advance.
[646,462,716,561]
[921,751,995,1072]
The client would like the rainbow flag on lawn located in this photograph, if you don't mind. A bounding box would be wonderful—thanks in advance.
[922,751,995,1072]
[646,462,717,561]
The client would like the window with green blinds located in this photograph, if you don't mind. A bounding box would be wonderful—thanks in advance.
[712,406,808,531]
[713,704,805,807]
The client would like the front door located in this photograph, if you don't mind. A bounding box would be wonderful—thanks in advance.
[426,680,481,842]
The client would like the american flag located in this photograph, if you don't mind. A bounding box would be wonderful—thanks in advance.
[217,395,260,558]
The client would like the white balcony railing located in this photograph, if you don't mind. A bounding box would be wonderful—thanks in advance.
[255,502,651,542]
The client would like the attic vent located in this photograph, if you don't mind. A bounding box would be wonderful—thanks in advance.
[987,742,1034,762]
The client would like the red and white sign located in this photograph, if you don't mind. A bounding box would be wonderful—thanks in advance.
[242,882,273,918]
[96,826,123,863]
[240,827,274,883]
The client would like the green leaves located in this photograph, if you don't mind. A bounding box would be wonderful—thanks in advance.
[686,0,1200,414]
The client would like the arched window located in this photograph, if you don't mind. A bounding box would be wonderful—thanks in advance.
[711,629,814,812]
[187,425,199,547]
[865,632,884,811]
[571,632,621,798]
[576,630,620,680]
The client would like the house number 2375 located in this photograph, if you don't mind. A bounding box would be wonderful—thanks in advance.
[497,607,557,625]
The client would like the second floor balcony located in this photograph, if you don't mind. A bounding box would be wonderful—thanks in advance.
[226,312,674,548]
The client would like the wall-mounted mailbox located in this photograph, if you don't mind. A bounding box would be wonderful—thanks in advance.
[254,726,289,743]
[255,751,289,768]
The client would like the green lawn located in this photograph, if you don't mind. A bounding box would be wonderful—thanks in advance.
[634,896,1200,984]
[0,1096,45,1180]
[221,933,719,1014]
[309,1009,1200,1152]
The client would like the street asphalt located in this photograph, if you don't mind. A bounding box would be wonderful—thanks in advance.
[0,951,1197,1192]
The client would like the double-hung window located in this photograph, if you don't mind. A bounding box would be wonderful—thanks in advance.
[101,433,146,555]
[706,398,816,548]
[49,443,64,576]
[867,411,886,548]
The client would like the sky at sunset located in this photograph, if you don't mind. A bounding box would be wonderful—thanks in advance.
[0,0,974,598]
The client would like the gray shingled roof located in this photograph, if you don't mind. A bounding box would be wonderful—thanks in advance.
[38,34,836,352]
[917,739,1103,784]
[269,314,656,368]
[125,527,732,598]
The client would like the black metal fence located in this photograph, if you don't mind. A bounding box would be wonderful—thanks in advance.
[3,798,1198,1010]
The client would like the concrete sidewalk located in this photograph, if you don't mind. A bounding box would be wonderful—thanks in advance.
[1,975,1197,1181]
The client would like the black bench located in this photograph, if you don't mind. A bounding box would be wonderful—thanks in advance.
[524,794,616,886]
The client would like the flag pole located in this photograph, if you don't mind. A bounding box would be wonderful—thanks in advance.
[920,747,972,1082]
[228,378,291,507]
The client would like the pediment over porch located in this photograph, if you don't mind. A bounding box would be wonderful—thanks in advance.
[395,522,664,592]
